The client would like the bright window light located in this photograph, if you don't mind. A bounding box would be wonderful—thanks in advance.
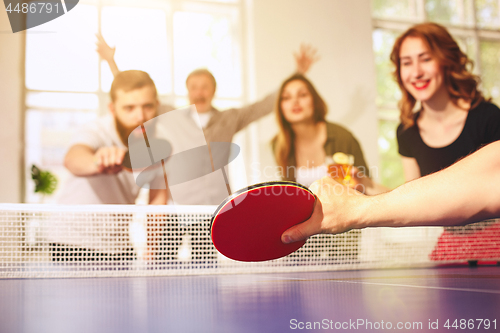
[25,4,99,92]
[101,6,170,94]
[173,11,242,99]
[26,92,99,110]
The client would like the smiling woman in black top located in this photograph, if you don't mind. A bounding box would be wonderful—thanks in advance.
[392,22,500,180]
[397,102,500,177]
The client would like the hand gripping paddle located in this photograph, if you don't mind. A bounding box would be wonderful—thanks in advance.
[210,181,316,262]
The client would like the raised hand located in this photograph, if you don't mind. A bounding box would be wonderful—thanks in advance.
[294,44,320,75]
[95,33,116,63]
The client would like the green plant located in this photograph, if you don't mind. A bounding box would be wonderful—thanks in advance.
[31,165,58,195]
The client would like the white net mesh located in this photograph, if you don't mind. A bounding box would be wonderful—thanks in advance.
[1,203,499,278]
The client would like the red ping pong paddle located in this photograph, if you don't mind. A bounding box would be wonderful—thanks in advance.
[210,181,316,262]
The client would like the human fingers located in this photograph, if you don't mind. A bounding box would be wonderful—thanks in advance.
[96,147,117,168]
[108,146,126,167]
[95,32,104,43]
[95,33,106,50]
[311,176,364,233]
[105,147,119,167]
[115,147,126,166]
[305,46,320,63]
[104,165,123,174]
[93,151,104,173]
[281,197,323,244]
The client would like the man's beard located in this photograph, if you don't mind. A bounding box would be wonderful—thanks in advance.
[193,97,206,104]
[115,117,157,147]
[115,118,135,147]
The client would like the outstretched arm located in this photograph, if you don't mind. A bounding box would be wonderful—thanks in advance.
[96,33,120,77]
[354,173,390,195]
[401,156,421,182]
[282,141,500,244]
[294,44,320,75]
[64,144,126,177]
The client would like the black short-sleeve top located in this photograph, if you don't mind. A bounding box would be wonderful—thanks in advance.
[397,102,500,177]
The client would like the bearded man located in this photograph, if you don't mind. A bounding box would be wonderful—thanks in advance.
[59,70,167,205]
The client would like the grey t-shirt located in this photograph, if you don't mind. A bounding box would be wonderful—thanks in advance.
[57,114,143,205]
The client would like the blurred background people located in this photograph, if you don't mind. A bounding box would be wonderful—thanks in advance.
[97,36,319,204]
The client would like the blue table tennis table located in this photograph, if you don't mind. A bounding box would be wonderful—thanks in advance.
[1,265,499,333]
[1,204,500,332]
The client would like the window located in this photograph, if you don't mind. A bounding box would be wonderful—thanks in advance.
[372,0,500,189]
[24,0,244,203]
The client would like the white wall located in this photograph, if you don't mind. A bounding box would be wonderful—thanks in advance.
[0,10,24,203]
[246,0,379,182]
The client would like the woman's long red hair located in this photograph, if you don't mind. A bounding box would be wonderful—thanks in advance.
[390,22,488,128]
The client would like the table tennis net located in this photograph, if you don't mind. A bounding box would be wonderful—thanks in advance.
[1,204,499,278]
